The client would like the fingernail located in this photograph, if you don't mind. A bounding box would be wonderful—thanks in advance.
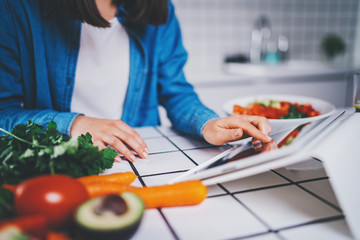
[254,142,263,149]
[114,155,122,162]
[130,155,137,162]
[234,129,240,136]
[253,140,261,145]
[145,148,149,154]
[142,151,148,159]
[265,135,272,141]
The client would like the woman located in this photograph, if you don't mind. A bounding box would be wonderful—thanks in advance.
[0,0,272,162]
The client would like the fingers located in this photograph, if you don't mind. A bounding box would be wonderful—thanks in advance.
[114,121,147,147]
[260,140,279,152]
[202,115,273,146]
[217,128,244,145]
[102,134,138,162]
[252,138,263,152]
[78,117,149,162]
[240,120,272,143]
[93,140,107,150]
[114,155,122,163]
[243,115,272,135]
[227,115,272,143]
[93,140,122,162]
[111,127,148,160]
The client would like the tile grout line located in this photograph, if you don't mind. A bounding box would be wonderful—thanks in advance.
[275,231,287,240]
[220,182,294,196]
[271,170,342,212]
[294,176,329,184]
[136,128,225,157]
[206,182,295,199]
[140,170,188,179]
[153,127,240,239]
[147,127,341,238]
[137,127,345,239]
[216,178,344,238]
[128,161,146,187]
[153,127,329,238]
[158,209,181,240]
[142,145,223,157]
[275,215,345,232]
[154,127,200,167]
[128,152,180,240]
[154,127,233,166]
[311,157,323,163]
[295,184,342,213]
[226,231,278,240]
[217,184,275,234]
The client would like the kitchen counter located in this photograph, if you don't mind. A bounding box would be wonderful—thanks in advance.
[102,126,353,240]
[187,61,360,85]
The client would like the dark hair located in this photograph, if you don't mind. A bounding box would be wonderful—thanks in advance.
[56,0,169,28]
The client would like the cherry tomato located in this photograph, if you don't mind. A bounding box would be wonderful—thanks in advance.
[15,175,89,230]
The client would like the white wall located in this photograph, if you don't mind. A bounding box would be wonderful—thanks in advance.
[173,0,359,80]
[354,2,360,67]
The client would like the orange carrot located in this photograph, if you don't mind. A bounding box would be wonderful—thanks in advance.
[77,172,137,185]
[83,181,137,197]
[2,184,17,193]
[47,231,72,240]
[134,181,208,209]
[82,180,208,209]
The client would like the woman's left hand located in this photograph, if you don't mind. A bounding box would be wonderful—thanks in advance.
[202,115,272,146]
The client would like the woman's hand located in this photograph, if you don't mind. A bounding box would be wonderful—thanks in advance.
[201,115,272,146]
[70,116,148,162]
[258,140,279,153]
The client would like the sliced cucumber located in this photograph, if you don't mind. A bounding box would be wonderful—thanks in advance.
[255,98,281,108]
[75,192,145,240]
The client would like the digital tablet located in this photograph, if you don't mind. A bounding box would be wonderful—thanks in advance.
[169,110,345,186]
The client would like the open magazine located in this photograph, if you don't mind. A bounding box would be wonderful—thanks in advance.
[169,110,346,186]
[172,110,360,240]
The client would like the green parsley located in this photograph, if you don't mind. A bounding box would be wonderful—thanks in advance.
[0,187,15,221]
[281,104,308,119]
[0,121,117,184]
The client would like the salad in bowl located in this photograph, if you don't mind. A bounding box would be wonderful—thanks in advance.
[223,94,336,133]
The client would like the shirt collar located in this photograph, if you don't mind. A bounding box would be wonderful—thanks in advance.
[116,4,128,24]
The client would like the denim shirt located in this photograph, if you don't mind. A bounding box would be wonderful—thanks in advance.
[0,0,219,138]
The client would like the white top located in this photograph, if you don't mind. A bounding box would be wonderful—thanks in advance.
[71,18,130,119]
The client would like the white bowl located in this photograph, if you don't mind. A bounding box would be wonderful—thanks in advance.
[223,94,336,133]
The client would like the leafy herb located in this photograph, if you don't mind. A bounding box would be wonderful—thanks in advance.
[0,187,15,221]
[281,105,307,119]
[0,121,117,185]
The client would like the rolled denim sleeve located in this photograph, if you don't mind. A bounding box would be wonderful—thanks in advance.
[0,107,80,136]
[157,2,219,138]
[0,0,79,135]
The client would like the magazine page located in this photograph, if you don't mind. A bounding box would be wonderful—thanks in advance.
[170,110,347,186]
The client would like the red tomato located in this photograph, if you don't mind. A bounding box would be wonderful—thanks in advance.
[15,175,89,230]
[0,215,47,240]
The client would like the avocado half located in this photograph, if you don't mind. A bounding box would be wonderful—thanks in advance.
[74,192,145,240]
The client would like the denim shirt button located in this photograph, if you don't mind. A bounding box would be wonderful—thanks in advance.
[66,77,71,86]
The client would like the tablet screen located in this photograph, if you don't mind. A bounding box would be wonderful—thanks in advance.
[204,140,279,170]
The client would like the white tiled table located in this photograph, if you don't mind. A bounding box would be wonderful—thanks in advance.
[102,126,353,240]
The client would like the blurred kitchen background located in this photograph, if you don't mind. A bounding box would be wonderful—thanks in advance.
[172,0,359,78]
[158,0,360,122]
